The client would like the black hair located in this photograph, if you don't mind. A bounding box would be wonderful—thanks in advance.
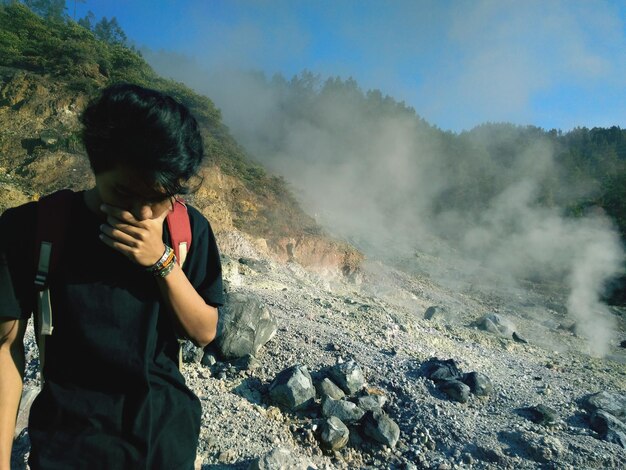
[81,83,204,196]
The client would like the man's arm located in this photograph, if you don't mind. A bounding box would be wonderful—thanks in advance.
[155,263,219,348]
[0,318,26,470]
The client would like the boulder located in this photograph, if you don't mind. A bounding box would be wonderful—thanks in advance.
[322,397,365,424]
[362,410,400,448]
[319,416,350,450]
[328,360,366,395]
[216,292,278,359]
[589,410,626,448]
[462,372,493,396]
[316,378,346,400]
[583,391,626,420]
[437,380,470,403]
[268,365,316,411]
[474,313,515,338]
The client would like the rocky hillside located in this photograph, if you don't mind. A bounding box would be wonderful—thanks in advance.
[0,3,362,276]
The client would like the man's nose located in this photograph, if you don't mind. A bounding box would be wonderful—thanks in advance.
[132,203,153,221]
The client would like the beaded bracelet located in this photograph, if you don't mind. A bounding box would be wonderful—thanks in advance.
[147,245,177,277]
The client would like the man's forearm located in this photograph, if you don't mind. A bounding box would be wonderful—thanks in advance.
[155,263,219,348]
[0,339,25,470]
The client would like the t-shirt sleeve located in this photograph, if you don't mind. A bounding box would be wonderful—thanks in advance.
[184,208,225,308]
[0,205,36,320]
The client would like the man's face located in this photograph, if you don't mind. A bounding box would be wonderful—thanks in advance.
[94,165,174,221]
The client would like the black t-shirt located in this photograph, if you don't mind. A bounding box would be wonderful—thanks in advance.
[0,190,224,469]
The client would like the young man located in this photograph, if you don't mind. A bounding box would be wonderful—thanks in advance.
[0,84,224,469]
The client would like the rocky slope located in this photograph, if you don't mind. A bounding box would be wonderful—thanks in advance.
[12,233,626,469]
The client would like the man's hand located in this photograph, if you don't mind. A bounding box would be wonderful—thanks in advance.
[98,204,171,267]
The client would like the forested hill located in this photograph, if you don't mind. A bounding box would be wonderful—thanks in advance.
[0,2,363,275]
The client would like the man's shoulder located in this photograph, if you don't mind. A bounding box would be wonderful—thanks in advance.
[0,200,38,229]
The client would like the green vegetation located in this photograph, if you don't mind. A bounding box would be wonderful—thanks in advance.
[0,1,321,239]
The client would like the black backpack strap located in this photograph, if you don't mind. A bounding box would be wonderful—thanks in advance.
[34,189,75,381]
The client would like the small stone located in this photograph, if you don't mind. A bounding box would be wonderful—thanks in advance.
[316,378,346,400]
[437,380,470,403]
[357,394,387,412]
[462,372,493,396]
[512,332,528,343]
[474,313,515,338]
[362,410,400,448]
[521,404,559,426]
[424,306,446,320]
[322,397,365,424]
[328,360,366,395]
[201,351,217,367]
[319,416,350,450]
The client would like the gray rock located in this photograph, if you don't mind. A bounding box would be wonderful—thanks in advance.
[15,386,38,438]
[181,341,204,363]
[248,447,309,470]
[233,354,261,371]
[322,397,365,424]
[438,380,470,403]
[201,351,217,367]
[238,257,270,273]
[589,410,626,448]
[462,372,493,396]
[522,404,559,426]
[40,129,59,146]
[362,410,400,448]
[512,332,528,344]
[328,359,366,395]
[216,292,278,359]
[422,358,462,382]
[424,306,447,320]
[475,313,515,338]
[268,365,316,411]
[583,391,626,420]
[316,378,346,400]
[319,416,350,450]
[357,394,387,412]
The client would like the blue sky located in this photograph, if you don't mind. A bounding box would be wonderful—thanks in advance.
[71,0,626,133]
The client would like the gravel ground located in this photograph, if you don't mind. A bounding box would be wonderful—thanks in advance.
[12,245,626,469]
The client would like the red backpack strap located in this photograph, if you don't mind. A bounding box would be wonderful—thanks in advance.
[166,198,192,267]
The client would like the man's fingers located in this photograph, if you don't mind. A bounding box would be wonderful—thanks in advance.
[100,224,140,247]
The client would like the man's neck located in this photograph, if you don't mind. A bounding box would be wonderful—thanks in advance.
[83,188,107,221]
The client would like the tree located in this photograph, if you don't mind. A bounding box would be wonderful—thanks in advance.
[93,16,127,45]
[77,9,94,30]
[22,0,66,20]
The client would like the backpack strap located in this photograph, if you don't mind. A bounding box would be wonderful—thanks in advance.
[166,198,192,267]
[165,198,193,369]
[34,189,75,382]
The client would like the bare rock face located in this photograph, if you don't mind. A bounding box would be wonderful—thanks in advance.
[328,360,366,395]
[268,365,316,411]
[319,416,350,451]
[215,291,278,359]
[362,410,400,448]
[357,394,387,412]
